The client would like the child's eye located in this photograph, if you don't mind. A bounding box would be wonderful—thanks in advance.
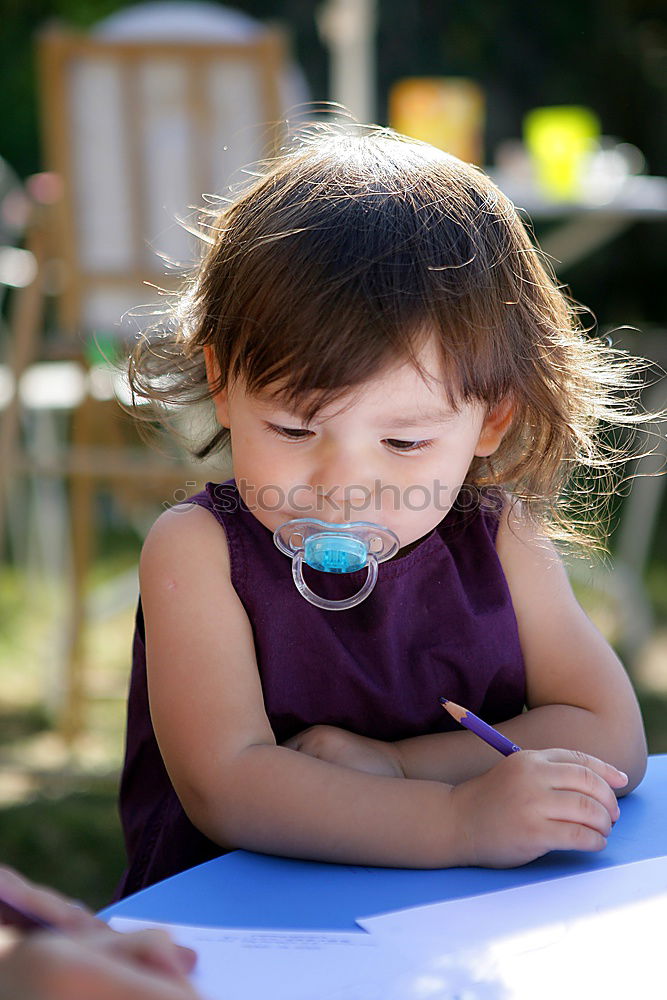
[384,438,434,453]
[266,423,313,441]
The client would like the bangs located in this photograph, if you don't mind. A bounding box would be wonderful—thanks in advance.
[198,129,529,419]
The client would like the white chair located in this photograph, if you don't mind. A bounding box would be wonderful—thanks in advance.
[1,2,306,739]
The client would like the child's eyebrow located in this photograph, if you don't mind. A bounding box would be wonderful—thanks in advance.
[255,396,456,428]
[375,409,455,429]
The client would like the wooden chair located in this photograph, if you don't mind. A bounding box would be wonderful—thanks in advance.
[1,6,297,739]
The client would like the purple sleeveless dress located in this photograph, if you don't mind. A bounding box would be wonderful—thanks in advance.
[114,481,525,899]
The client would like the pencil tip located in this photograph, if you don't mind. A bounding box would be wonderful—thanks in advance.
[441,699,466,723]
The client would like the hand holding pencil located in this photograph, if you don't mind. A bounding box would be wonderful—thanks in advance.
[439,699,628,868]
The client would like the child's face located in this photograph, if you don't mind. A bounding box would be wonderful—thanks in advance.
[205,338,512,549]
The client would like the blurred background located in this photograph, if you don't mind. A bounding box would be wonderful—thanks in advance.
[1,0,666,909]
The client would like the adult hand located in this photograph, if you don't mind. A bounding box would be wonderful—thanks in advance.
[283,724,405,778]
[0,928,201,1000]
[449,748,627,867]
[0,867,199,1000]
[0,866,102,934]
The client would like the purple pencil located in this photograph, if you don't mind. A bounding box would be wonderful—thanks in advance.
[440,698,522,756]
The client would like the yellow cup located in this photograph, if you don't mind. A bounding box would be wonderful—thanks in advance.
[523,105,601,200]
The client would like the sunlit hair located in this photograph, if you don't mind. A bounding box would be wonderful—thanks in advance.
[127,120,658,550]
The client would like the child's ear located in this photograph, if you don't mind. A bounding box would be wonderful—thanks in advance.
[203,345,229,426]
[474,397,515,458]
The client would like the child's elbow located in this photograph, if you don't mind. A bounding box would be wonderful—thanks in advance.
[178,783,237,850]
[175,745,276,848]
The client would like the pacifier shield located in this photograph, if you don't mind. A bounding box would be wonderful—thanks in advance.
[273,517,400,610]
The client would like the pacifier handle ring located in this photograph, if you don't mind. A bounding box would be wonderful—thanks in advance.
[292,552,379,611]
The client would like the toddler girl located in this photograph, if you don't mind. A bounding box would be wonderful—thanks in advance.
[116,123,647,898]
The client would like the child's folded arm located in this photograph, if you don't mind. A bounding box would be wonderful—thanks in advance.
[196,742,462,866]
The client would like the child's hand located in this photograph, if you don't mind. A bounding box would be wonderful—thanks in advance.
[282,725,405,778]
[450,748,627,868]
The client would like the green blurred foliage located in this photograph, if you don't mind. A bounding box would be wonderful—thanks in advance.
[0,0,124,179]
[0,780,125,909]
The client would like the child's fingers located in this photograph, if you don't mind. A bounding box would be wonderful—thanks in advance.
[544,818,609,853]
[549,762,621,822]
[548,790,616,837]
[541,748,628,789]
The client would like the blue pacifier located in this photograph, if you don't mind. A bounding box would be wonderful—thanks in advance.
[273,518,400,611]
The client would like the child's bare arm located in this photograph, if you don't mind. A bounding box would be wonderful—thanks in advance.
[139,505,627,868]
[385,506,647,789]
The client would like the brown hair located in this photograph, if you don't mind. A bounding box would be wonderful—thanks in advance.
[127,121,656,550]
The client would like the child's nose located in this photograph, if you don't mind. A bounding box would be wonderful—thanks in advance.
[309,450,374,520]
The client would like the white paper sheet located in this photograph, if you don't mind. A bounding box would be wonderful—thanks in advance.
[109,918,403,1000]
[357,856,667,1000]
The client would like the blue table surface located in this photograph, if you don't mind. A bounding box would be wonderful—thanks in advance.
[101,753,667,932]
